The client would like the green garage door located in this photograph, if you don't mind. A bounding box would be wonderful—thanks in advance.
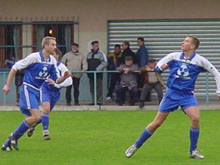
[108,19,220,100]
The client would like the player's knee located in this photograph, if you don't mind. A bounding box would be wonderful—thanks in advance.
[43,108,50,114]
[191,116,200,123]
[32,114,41,122]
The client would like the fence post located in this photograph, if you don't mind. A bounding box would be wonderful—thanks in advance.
[93,71,97,106]
[205,72,209,106]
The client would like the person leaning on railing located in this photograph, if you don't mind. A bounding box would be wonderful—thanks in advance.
[139,59,165,108]
[115,56,138,106]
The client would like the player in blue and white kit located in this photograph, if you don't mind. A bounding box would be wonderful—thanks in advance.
[2,37,70,151]
[27,48,72,140]
[125,36,220,159]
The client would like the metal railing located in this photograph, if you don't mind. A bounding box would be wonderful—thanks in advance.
[0,70,212,106]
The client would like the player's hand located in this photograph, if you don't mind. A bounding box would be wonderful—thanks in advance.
[64,71,71,78]
[47,78,55,85]
[3,84,10,94]
[161,64,169,69]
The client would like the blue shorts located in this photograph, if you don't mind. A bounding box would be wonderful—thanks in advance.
[19,84,41,116]
[159,88,198,113]
[41,86,60,111]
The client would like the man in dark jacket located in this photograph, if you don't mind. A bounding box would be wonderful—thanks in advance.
[136,37,149,101]
[122,41,137,64]
[87,41,107,105]
[106,44,123,100]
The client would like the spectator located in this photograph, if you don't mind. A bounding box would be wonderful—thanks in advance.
[136,37,149,97]
[122,41,137,64]
[5,55,24,106]
[116,56,138,106]
[5,54,16,69]
[87,41,107,105]
[139,59,165,108]
[62,43,88,106]
[136,37,148,67]
[106,44,123,101]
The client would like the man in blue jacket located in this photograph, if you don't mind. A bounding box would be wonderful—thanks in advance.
[136,37,149,100]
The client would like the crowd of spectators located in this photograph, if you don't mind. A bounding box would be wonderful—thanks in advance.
[62,37,164,107]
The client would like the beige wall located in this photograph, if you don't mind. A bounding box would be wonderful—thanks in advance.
[1,0,220,54]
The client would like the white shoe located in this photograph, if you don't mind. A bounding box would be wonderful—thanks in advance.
[106,97,111,101]
[43,130,51,140]
[125,144,138,158]
[190,150,204,159]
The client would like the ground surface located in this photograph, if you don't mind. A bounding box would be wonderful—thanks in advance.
[0,110,220,165]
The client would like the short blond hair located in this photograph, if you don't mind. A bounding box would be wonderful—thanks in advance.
[41,36,56,48]
[187,35,200,50]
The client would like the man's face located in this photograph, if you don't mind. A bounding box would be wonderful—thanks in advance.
[137,40,144,46]
[148,62,156,68]
[45,39,57,54]
[181,37,194,52]
[72,45,78,52]
[114,47,121,54]
[92,43,99,51]
[125,59,133,66]
[121,43,128,50]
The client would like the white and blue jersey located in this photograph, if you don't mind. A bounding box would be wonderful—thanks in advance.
[12,51,60,116]
[156,52,220,112]
[41,61,72,110]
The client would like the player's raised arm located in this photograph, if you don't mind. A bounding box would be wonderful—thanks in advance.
[156,53,176,73]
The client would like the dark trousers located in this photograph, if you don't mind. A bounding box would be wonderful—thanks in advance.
[140,82,163,103]
[115,84,138,105]
[89,78,103,104]
[66,77,80,103]
[107,73,120,98]
[16,85,21,103]
[137,73,151,100]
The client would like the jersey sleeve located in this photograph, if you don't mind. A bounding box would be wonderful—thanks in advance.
[54,63,72,88]
[201,57,220,96]
[156,52,176,73]
[12,53,37,70]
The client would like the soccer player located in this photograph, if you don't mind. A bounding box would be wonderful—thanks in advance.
[27,48,72,140]
[1,36,70,151]
[125,36,220,159]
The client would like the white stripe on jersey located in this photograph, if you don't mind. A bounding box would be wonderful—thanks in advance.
[24,85,31,109]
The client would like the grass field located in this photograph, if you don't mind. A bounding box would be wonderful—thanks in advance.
[1,110,220,165]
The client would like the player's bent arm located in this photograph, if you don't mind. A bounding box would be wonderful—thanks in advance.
[56,70,71,84]
[54,63,72,88]
[54,76,72,88]
[202,58,220,96]
[156,53,175,73]
[3,68,17,94]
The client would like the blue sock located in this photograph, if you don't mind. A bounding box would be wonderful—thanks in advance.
[3,139,10,147]
[11,120,30,139]
[190,127,200,153]
[41,113,49,130]
[135,128,153,148]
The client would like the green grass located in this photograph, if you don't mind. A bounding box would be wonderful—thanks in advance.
[1,110,220,165]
